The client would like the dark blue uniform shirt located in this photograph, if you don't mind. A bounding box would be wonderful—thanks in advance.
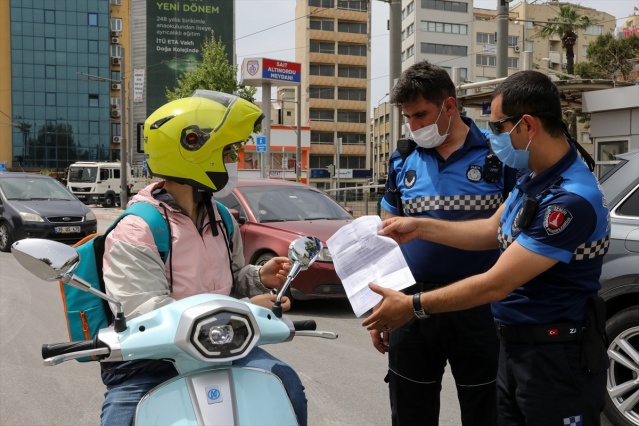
[493,143,611,325]
[382,117,514,284]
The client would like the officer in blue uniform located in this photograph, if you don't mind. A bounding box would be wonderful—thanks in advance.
[373,60,516,426]
[365,70,610,426]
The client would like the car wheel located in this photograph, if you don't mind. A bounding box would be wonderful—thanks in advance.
[103,194,116,208]
[255,252,295,307]
[0,222,14,252]
[604,306,639,426]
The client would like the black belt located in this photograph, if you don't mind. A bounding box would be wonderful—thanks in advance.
[495,322,583,344]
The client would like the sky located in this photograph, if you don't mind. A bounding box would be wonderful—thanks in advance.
[234,0,638,111]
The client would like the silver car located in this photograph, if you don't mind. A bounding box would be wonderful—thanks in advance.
[599,151,639,426]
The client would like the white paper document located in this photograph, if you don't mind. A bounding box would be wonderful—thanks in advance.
[327,215,415,317]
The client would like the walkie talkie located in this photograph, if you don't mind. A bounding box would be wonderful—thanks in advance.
[483,153,502,183]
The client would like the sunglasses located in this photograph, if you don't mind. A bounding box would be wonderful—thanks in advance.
[488,114,524,135]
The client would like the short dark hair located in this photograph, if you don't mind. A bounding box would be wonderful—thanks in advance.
[390,60,456,106]
[492,71,564,137]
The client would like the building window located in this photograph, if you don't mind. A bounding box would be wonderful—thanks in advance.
[338,88,366,101]
[407,1,414,14]
[309,87,334,99]
[88,13,98,27]
[310,109,335,122]
[337,133,366,144]
[421,0,467,13]
[310,132,334,145]
[112,122,121,137]
[442,67,468,79]
[45,38,55,51]
[337,0,367,11]
[110,0,122,5]
[582,45,589,57]
[337,44,366,56]
[89,94,99,107]
[310,19,335,31]
[421,43,467,56]
[46,65,56,79]
[46,93,56,106]
[110,45,123,58]
[507,57,519,68]
[338,66,366,78]
[584,25,603,36]
[309,154,334,167]
[44,10,55,24]
[111,70,121,81]
[337,111,366,123]
[310,64,335,76]
[508,36,519,47]
[525,40,534,51]
[597,139,629,177]
[477,32,496,44]
[309,0,334,7]
[476,54,497,67]
[406,23,415,37]
[338,21,367,34]
[310,41,335,54]
[111,18,123,32]
[407,45,415,58]
[422,21,467,35]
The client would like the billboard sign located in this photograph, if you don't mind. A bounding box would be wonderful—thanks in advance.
[146,1,234,114]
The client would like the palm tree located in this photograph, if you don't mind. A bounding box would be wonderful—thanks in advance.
[539,4,597,75]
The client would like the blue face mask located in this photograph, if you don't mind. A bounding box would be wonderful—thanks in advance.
[488,118,531,169]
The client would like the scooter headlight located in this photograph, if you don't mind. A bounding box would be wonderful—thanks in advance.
[191,311,254,358]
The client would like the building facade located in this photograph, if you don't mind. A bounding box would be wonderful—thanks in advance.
[295,0,373,191]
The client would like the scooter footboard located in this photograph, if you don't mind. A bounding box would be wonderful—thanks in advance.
[134,367,298,426]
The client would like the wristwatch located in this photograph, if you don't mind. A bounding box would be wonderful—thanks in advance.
[413,292,429,319]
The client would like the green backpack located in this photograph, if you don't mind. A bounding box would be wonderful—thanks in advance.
[59,201,233,361]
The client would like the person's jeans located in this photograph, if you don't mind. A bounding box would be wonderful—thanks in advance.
[101,347,307,426]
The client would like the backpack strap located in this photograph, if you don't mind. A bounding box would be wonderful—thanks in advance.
[215,200,234,252]
[110,202,170,262]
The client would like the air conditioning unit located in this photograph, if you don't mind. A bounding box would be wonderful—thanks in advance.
[111,103,120,109]
[112,57,121,65]
[111,83,121,91]
[514,45,521,52]
[113,136,122,144]
[111,37,120,44]
[111,30,120,37]
[111,110,121,118]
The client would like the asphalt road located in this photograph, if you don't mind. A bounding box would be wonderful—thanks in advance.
[0,213,614,425]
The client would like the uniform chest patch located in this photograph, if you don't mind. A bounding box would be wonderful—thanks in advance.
[543,205,573,235]
[466,165,482,183]
[403,170,417,188]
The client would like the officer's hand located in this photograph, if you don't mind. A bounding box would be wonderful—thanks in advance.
[250,293,292,312]
[362,283,413,332]
[369,304,390,354]
[378,217,421,245]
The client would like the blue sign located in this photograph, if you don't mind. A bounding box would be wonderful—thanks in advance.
[256,136,266,146]
[257,145,267,152]
[0,162,6,172]
[482,102,491,116]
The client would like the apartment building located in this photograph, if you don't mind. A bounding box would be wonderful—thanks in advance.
[295,0,372,191]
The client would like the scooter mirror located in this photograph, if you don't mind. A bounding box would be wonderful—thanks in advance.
[287,236,322,272]
[11,239,80,281]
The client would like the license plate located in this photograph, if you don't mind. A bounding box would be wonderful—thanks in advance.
[55,226,81,234]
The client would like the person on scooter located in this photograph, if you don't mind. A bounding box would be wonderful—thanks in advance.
[99,90,307,426]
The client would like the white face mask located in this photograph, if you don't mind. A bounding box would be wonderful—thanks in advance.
[213,162,238,199]
[407,103,451,149]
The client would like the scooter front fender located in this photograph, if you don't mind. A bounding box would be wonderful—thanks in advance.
[134,366,298,426]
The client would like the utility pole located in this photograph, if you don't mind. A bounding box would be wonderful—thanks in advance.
[295,86,302,182]
[119,48,128,208]
[388,0,402,154]
[496,0,510,78]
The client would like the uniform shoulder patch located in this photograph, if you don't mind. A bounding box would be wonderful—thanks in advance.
[403,170,417,188]
[466,165,482,183]
[543,205,573,235]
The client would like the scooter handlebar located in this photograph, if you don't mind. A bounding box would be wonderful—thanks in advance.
[292,320,317,331]
[42,337,107,361]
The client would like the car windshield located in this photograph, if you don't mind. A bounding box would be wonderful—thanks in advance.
[238,185,352,223]
[0,177,76,201]
[68,166,98,183]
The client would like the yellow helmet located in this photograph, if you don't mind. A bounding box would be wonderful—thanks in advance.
[144,90,263,191]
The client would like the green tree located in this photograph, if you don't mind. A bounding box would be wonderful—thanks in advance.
[582,34,639,81]
[166,32,257,103]
[539,5,597,76]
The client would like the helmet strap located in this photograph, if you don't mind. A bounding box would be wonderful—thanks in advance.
[203,196,219,237]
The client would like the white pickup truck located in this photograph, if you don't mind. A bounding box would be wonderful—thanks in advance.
[66,162,150,207]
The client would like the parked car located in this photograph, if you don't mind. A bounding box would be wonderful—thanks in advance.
[216,178,353,302]
[0,173,98,252]
[598,151,639,426]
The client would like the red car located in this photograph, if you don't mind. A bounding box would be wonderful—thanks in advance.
[216,178,353,302]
